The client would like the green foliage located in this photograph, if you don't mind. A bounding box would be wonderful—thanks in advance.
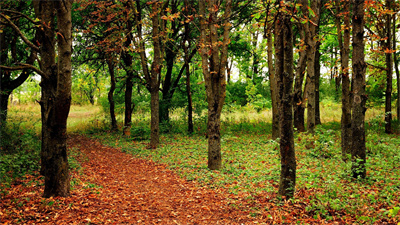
[0,120,41,190]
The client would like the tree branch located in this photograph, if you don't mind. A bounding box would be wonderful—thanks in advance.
[0,9,41,25]
[366,62,388,71]
[0,13,40,52]
[0,64,46,78]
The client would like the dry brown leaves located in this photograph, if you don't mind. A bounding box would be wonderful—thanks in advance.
[2,135,395,224]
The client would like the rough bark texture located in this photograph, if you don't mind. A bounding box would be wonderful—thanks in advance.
[33,0,73,197]
[149,2,162,149]
[384,0,392,134]
[315,41,321,125]
[275,1,296,197]
[122,20,134,136]
[337,0,352,161]
[199,0,231,170]
[351,0,367,179]
[266,23,280,139]
[293,26,307,133]
[394,14,400,121]
[184,0,193,134]
[106,59,118,131]
[302,0,321,133]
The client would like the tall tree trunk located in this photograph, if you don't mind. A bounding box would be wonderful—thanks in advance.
[302,0,321,133]
[149,2,162,149]
[184,0,193,134]
[122,20,134,136]
[293,26,307,132]
[315,41,321,125]
[34,0,73,197]
[107,59,117,131]
[385,0,393,134]
[160,45,176,125]
[394,14,400,121]
[131,0,161,148]
[275,0,296,197]
[351,0,367,179]
[199,0,231,170]
[337,0,352,161]
[266,23,280,138]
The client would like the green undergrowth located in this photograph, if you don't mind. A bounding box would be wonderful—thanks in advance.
[91,120,400,222]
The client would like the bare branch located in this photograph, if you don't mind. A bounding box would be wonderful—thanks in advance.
[0,64,46,78]
[0,13,40,52]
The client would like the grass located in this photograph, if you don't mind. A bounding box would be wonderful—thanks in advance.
[2,101,400,222]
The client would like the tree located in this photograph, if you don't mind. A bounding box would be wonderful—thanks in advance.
[384,0,393,134]
[351,0,367,179]
[336,0,352,160]
[275,0,296,197]
[0,1,38,126]
[199,0,232,170]
[301,0,322,133]
[263,2,280,139]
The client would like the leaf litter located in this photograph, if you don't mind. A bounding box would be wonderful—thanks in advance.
[1,134,399,224]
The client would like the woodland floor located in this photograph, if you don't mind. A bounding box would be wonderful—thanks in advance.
[1,135,392,224]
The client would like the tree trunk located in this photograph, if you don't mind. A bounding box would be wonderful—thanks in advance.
[149,2,162,149]
[199,0,231,170]
[394,14,400,121]
[337,0,352,161]
[123,73,134,136]
[315,41,321,125]
[385,0,392,134]
[0,92,11,126]
[160,46,176,125]
[302,0,321,133]
[266,24,280,138]
[293,25,307,132]
[351,0,367,179]
[275,0,296,197]
[34,0,73,197]
[131,0,160,148]
[122,20,134,136]
[107,59,118,131]
[184,1,193,134]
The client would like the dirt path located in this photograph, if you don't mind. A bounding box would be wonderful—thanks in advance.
[67,135,254,224]
[1,135,255,224]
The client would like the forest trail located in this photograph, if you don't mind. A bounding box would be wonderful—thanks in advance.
[66,135,253,224]
[1,135,256,224]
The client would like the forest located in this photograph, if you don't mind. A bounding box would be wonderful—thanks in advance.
[1,0,400,224]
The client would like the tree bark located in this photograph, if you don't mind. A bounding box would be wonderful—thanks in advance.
[337,0,352,161]
[199,0,231,170]
[394,14,400,121]
[107,59,118,131]
[130,0,161,148]
[275,0,296,197]
[302,0,321,133]
[315,41,321,125]
[351,0,367,179]
[385,0,393,134]
[122,20,134,136]
[266,22,280,139]
[184,0,193,134]
[149,2,162,149]
[293,25,307,132]
[34,0,73,197]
